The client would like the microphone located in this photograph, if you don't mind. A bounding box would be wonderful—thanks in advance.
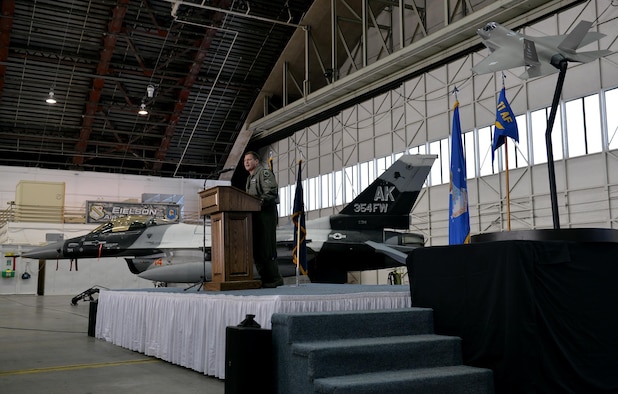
[217,166,236,174]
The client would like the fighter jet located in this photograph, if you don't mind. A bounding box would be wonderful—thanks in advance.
[472,20,611,80]
[22,154,436,284]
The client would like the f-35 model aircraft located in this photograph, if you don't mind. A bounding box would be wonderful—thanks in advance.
[22,154,436,284]
[472,20,611,80]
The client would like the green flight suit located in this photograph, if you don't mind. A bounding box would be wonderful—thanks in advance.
[246,163,282,285]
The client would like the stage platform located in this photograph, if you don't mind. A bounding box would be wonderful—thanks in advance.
[94,284,410,379]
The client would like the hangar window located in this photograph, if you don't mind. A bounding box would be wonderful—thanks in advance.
[279,186,288,218]
[321,173,333,208]
[478,126,493,177]
[565,94,602,158]
[605,88,618,151]
[334,170,344,206]
[344,165,357,204]
[463,130,475,179]
[530,107,563,165]
[308,177,318,211]
[514,114,529,167]
[359,161,374,192]
[429,139,449,185]
[408,145,426,156]
[376,155,393,175]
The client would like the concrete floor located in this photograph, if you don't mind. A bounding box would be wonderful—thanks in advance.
[0,294,225,394]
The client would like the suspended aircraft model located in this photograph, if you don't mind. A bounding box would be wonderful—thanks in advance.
[22,154,436,284]
[472,20,611,230]
[471,20,611,79]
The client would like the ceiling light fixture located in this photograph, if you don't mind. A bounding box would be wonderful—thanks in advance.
[46,90,57,104]
[138,101,148,116]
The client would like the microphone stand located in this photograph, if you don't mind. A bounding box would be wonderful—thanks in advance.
[185,178,209,291]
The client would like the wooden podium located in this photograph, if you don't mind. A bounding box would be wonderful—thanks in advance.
[199,186,262,291]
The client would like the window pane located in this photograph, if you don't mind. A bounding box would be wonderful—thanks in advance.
[321,173,333,208]
[463,130,475,178]
[440,139,449,184]
[344,165,356,204]
[584,94,602,154]
[607,88,618,150]
[408,145,427,155]
[429,140,447,185]
[299,180,307,212]
[566,98,586,158]
[279,186,288,217]
[308,177,318,211]
[514,114,528,167]
[376,155,391,175]
[478,126,493,176]
[334,170,343,206]
[359,161,373,191]
[288,184,296,216]
[530,108,563,164]
[531,109,547,164]
[554,112,563,161]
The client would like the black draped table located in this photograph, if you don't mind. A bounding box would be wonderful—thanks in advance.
[407,237,618,393]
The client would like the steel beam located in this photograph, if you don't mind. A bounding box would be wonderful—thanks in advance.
[73,0,129,166]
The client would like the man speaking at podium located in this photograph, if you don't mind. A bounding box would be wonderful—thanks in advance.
[243,151,284,288]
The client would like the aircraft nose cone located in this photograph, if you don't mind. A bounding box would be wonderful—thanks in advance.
[22,241,65,259]
[477,28,489,40]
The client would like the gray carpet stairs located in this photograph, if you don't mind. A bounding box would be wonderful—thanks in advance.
[271,308,494,394]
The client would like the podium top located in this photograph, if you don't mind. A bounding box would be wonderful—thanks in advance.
[199,186,262,215]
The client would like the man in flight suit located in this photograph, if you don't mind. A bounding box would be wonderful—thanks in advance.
[244,151,284,288]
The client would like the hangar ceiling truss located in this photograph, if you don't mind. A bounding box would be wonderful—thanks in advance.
[0,0,313,178]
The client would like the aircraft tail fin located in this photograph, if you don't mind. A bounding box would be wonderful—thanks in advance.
[557,20,612,62]
[334,154,436,229]
[558,20,594,52]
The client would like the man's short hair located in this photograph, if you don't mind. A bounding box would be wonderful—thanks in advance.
[244,151,260,161]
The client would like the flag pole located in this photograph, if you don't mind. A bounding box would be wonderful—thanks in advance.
[295,159,300,286]
[504,138,511,231]
[295,214,300,286]
[500,72,512,231]
[293,158,304,287]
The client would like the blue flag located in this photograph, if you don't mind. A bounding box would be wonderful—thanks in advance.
[292,161,308,275]
[492,87,519,162]
[449,100,470,245]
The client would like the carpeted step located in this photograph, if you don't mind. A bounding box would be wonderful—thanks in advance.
[292,334,463,380]
[272,308,437,394]
[272,308,434,344]
[313,365,494,394]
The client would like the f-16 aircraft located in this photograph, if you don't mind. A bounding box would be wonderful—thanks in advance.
[22,154,436,284]
[471,20,611,80]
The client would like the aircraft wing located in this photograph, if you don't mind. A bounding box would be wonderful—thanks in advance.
[364,241,409,266]
[472,47,527,76]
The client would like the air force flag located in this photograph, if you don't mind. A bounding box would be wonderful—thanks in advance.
[492,87,519,162]
[449,100,470,245]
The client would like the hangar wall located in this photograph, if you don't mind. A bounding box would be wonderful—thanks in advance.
[0,165,207,224]
[0,166,211,295]
[270,1,618,247]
